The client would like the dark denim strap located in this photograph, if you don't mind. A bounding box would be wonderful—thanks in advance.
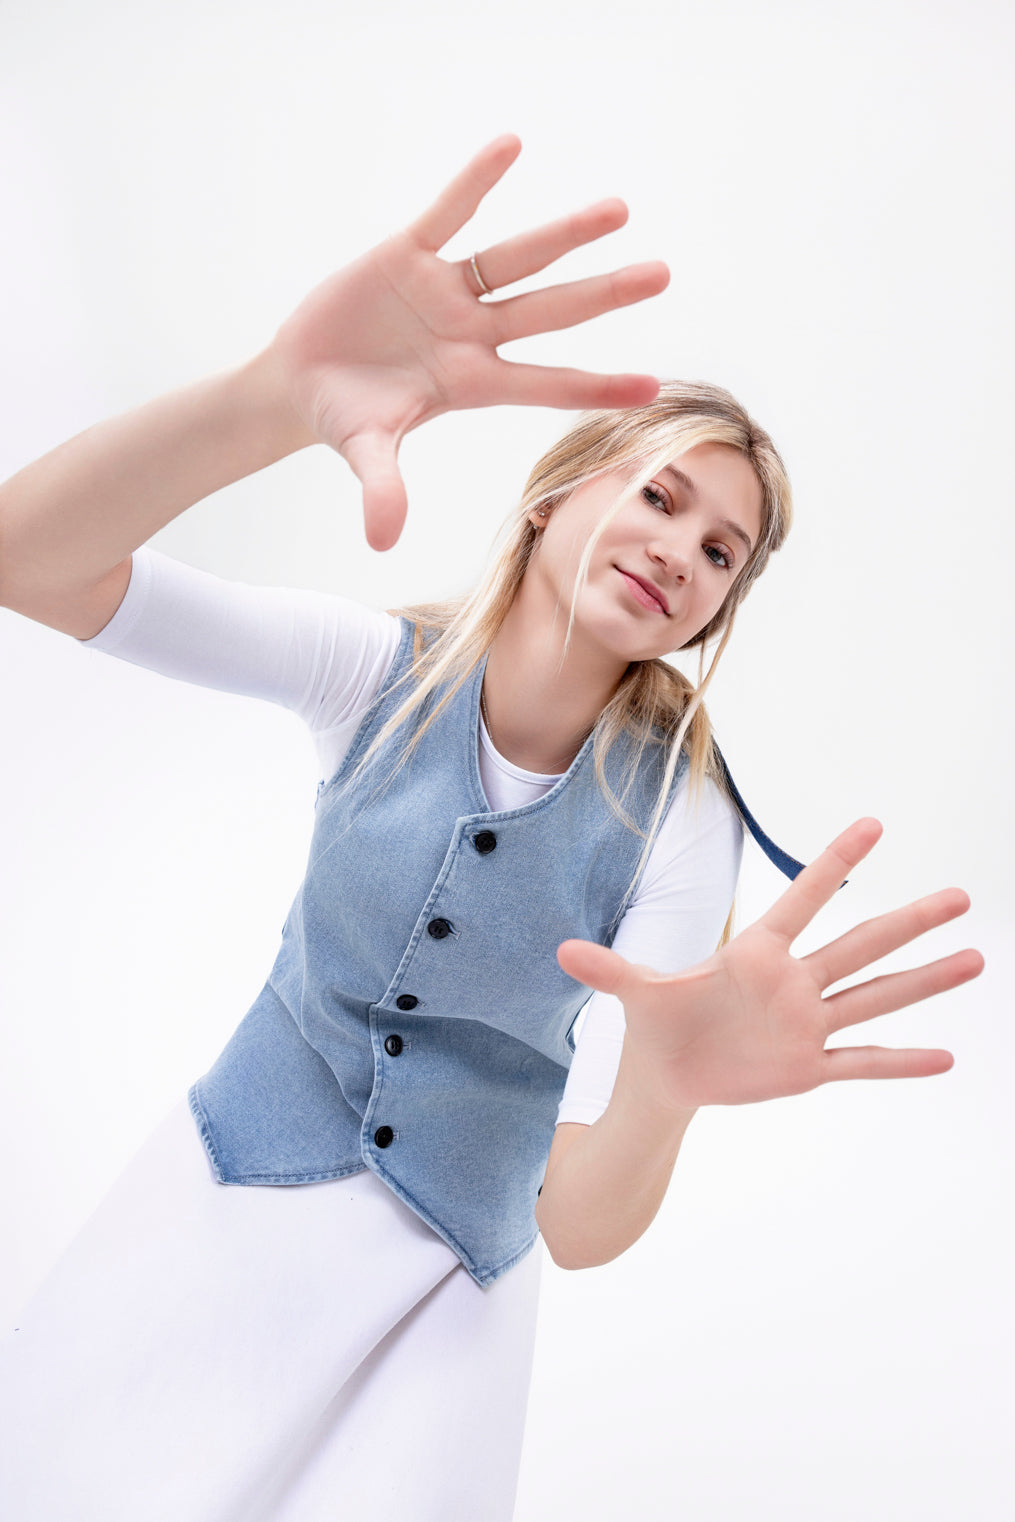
[713,746,846,889]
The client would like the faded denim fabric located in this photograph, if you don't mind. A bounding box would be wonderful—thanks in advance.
[189,618,802,1288]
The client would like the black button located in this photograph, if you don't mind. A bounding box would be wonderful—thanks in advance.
[374,1125,394,1148]
[474,830,497,855]
[427,918,453,939]
[384,1034,404,1057]
[395,994,418,1011]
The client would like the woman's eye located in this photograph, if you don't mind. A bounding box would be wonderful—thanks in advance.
[641,483,733,568]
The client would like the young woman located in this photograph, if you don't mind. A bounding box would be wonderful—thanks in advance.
[0,136,982,1522]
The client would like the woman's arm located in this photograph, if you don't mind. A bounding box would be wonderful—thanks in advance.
[537,1065,697,1272]
[536,818,984,1270]
[80,546,401,742]
[537,777,741,1267]
[0,356,308,639]
[0,135,668,637]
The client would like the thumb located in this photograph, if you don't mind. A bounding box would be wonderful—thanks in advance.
[556,938,643,999]
[341,431,408,552]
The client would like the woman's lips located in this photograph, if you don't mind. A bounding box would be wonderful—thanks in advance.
[617,569,668,614]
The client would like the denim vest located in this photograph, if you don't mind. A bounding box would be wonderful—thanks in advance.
[188,618,803,1288]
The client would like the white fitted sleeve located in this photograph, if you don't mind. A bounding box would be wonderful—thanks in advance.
[555,774,743,1127]
[79,547,402,783]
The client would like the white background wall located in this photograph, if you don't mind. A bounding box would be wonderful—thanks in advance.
[0,1,1011,1517]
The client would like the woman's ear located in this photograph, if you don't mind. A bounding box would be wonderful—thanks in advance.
[527,506,551,531]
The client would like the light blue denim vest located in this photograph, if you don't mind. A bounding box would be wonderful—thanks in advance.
[189,618,802,1288]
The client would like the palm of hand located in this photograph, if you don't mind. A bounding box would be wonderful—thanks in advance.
[615,928,834,1109]
[273,231,502,449]
[264,135,667,550]
[557,818,983,1112]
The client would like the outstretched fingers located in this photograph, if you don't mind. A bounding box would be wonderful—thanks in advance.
[341,431,408,552]
[758,818,884,945]
[467,198,631,291]
[489,262,671,345]
[805,887,972,990]
[820,1044,956,1083]
[821,946,984,1035]
[408,135,523,253]
[494,361,662,411]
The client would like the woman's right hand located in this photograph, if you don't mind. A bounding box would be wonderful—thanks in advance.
[266,134,670,551]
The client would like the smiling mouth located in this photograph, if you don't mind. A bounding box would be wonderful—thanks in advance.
[617,569,669,615]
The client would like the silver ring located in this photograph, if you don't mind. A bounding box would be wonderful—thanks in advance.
[469,252,493,297]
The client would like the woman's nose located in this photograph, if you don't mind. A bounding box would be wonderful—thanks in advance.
[649,530,693,583]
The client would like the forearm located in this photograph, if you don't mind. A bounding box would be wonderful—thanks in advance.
[0,346,314,617]
[535,1030,698,1270]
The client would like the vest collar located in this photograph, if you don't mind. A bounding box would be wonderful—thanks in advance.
[465,649,598,818]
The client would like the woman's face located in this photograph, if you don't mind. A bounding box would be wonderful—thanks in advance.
[525,442,765,665]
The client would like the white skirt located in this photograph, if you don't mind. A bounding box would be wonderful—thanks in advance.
[0,1096,543,1522]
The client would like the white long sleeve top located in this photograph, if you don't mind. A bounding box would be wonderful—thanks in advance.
[80,548,743,1128]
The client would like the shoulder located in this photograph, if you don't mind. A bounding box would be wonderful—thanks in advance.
[635,767,744,901]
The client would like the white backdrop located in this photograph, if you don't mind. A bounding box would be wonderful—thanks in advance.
[0,1,1011,1518]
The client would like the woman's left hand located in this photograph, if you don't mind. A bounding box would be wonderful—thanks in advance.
[556,818,984,1111]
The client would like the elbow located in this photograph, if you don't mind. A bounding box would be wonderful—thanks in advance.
[535,1201,575,1270]
[535,1205,615,1273]
[538,1235,592,1273]
[539,1234,618,1273]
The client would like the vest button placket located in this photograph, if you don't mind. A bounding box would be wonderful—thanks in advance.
[185,609,800,1291]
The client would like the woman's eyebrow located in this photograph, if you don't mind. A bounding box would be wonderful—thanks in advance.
[661,464,755,554]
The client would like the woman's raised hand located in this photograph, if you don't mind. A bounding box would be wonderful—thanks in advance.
[556,819,984,1112]
[267,135,669,551]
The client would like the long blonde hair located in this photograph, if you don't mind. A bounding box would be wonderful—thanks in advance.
[349,381,793,945]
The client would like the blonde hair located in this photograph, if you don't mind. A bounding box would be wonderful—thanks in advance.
[350,381,792,946]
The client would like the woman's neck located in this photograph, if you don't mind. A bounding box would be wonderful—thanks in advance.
[480,579,628,775]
